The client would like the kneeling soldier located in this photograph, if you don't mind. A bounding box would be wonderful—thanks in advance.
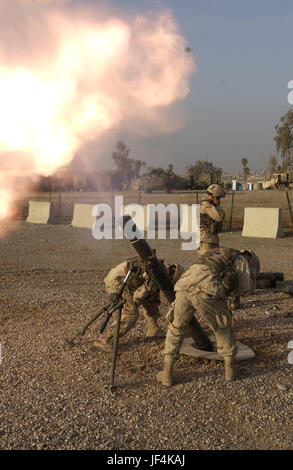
[94,258,184,352]
[156,248,260,386]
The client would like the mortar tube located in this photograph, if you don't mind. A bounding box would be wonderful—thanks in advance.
[120,215,213,351]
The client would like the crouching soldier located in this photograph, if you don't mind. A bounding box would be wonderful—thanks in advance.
[156,248,260,386]
[94,257,184,352]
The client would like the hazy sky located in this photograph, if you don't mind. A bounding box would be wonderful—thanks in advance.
[164,0,293,174]
[35,0,293,174]
[93,0,293,174]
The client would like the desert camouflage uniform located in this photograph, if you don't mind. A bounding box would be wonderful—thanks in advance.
[157,248,257,385]
[100,260,162,343]
[199,199,226,254]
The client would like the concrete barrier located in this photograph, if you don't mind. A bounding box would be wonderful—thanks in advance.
[26,201,54,224]
[72,203,149,232]
[242,207,284,238]
[71,203,98,229]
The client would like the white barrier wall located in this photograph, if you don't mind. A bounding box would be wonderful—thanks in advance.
[242,207,284,238]
[71,204,98,229]
[26,201,54,224]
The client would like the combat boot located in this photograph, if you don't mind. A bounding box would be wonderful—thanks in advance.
[156,355,176,387]
[224,356,238,381]
[145,317,165,338]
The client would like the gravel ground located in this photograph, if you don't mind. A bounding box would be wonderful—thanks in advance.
[0,221,293,450]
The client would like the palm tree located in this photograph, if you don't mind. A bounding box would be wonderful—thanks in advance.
[241,158,248,168]
[274,110,293,171]
[241,158,249,186]
[268,154,277,177]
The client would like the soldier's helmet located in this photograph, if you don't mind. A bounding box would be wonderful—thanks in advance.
[168,264,185,285]
[207,184,225,198]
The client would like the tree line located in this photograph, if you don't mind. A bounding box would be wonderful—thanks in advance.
[268,109,293,176]
[112,141,222,191]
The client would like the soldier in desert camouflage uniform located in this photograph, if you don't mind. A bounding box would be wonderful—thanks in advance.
[199,184,226,255]
[94,257,184,353]
[156,248,260,387]
[200,184,240,309]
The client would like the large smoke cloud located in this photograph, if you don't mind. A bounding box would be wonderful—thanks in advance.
[0,0,196,220]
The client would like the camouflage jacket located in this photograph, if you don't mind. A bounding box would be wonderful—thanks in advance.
[200,198,225,245]
[104,258,160,298]
[175,248,252,297]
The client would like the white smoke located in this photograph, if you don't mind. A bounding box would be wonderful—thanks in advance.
[0,0,196,221]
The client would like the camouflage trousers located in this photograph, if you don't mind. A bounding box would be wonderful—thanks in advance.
[105,284,160,341]
[163,290,236,359]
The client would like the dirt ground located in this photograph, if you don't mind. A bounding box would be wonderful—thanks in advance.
[0,221,293,450]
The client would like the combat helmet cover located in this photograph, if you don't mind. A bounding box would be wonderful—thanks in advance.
[207,184,225,198]
[239,249,260,293]
[240,249,260,276]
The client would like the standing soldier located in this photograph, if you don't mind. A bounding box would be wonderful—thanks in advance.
[199,184,226,254]
[156,248,260,387]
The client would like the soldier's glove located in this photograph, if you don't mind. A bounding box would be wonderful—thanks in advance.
[145,277,158,292]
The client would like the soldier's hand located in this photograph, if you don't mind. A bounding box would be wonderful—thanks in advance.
[218,207,225,219]
[145,278,156,291]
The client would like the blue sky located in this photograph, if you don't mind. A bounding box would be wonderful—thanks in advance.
[75,0,293,173]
